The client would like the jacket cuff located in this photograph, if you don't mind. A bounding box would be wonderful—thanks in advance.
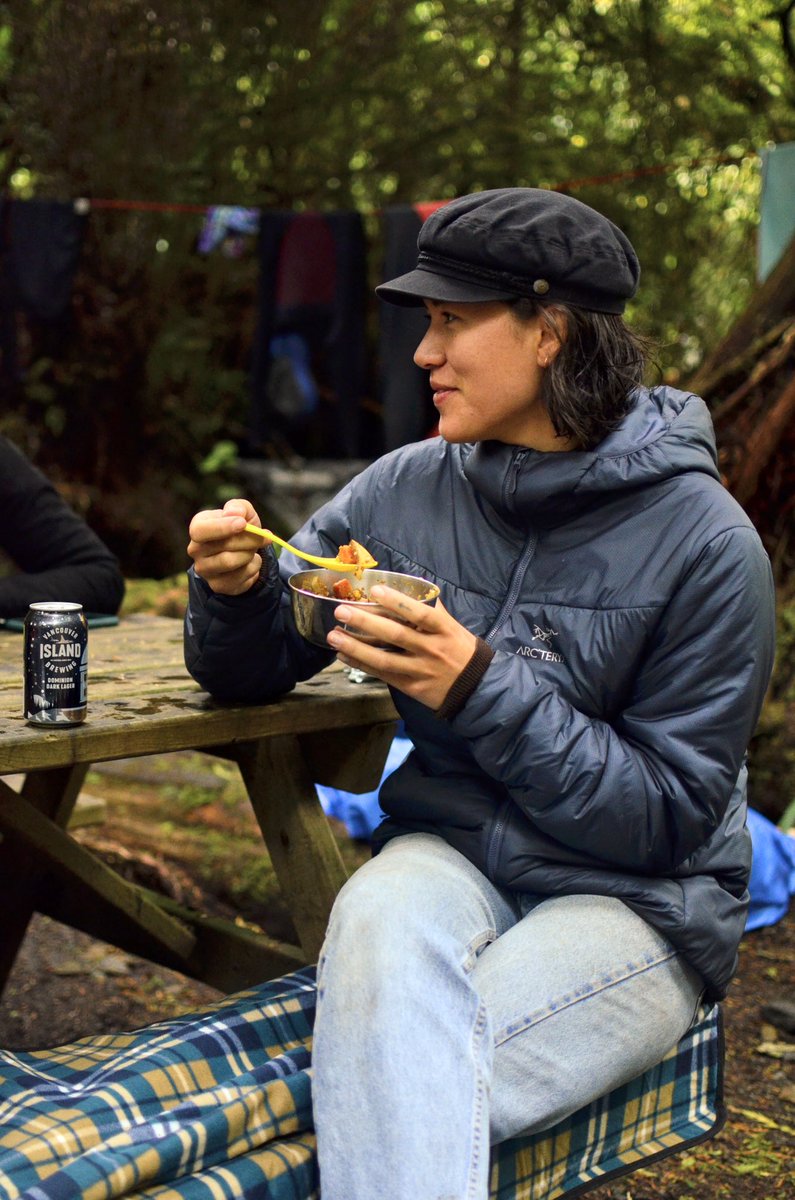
[188,554,280,620]
[435,637,495,722]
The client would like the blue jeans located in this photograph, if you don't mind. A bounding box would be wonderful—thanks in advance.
[313,833,705,1200]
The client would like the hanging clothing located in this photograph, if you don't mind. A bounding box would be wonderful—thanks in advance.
[6,198,87,320]
[267,331,320,423]
[250,210,368,458]
[0,199,87,381]
[378,202,448,450]
[197,206,260,256]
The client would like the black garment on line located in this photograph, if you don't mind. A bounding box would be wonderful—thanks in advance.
[0,199,87,382]
[250,210,368,459]
[378,205,437,451]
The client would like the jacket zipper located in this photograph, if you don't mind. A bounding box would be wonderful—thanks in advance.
[482,448,538,873]
[483,543,533,872]
[483,541,533,872]
[485,448,534,875]
[487,447,536,645]
[485,532,537,646]
[504,447,529,504]
[486,797,512,879]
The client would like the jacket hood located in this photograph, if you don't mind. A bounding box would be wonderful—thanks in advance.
[464,386,720,523]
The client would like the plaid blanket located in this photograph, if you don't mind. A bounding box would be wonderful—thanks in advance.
[0,968,723,1200]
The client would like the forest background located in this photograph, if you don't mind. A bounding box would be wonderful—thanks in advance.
[1,0,794,819]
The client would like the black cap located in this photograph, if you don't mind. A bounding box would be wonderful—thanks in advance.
[376,188,640,314]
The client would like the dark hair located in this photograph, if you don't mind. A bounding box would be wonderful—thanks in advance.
[509,298,656,450]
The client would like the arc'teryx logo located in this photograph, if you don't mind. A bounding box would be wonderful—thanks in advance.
[515,623,564,662]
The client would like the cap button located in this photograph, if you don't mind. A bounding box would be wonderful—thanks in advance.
[533,279,550,295]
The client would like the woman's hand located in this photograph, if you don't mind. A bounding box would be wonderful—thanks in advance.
[187,498,266,595]
[327,585,478,711]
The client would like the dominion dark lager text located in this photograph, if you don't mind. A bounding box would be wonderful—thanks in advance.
[24,602,88,725]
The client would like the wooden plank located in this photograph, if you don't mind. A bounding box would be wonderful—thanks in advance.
[0,700,396,769]
[232,736,350,961]
[206,720,398,793]
[20,762,89,824]
[35,885,308,994]
[0,672,396,774]
[0,782,196,965]
[136,890,308,992]
[0,765,89,990]
[0,693,398,772]
[302,720,398,791]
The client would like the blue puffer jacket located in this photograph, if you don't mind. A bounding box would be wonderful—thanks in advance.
[185,387,776,1000]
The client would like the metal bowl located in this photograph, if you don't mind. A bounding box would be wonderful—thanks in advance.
[289,568,440,648]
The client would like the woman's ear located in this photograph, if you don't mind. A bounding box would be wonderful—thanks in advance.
[537,307,567,367]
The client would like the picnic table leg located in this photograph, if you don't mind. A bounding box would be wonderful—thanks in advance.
[0,764,89,994]
[231,734,350,963]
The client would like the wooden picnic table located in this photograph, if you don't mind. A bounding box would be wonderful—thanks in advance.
[0,613,398,998]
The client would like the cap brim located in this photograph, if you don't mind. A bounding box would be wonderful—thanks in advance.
[375,267,517,307]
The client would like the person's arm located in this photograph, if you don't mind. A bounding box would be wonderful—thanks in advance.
[184,556,334,702]
[184,479,377,702]
[0,438,125,618]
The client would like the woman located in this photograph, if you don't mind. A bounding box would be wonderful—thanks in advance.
[185,188,776,1200]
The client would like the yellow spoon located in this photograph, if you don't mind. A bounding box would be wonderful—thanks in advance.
[244,524,378,574]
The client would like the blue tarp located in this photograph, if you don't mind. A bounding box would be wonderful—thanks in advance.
[315,735,412,840]
[746,806,795,931]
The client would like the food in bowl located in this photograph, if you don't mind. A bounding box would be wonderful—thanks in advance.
[337,539,377,577]
[301,573,436,603]
[289,568,440,648]
[329,578,365,600]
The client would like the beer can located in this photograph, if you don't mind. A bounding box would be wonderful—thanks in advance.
[24,602,88,725]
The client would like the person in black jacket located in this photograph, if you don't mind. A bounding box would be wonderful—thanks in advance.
[184,189,776,1200]
[0,434,124,618]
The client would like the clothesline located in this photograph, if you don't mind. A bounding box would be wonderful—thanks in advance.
[70,149,757,217]
[74,197,208,214]
[547,150,754,191]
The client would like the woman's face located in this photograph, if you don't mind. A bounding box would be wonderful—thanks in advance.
[413,300,563,448]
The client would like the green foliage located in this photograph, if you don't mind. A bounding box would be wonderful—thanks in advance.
[2,0,794,571]
[199,440,239,476]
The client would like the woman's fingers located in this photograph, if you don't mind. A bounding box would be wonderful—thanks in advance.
[186,499,264,595]
[222,497,261,525]
[369,585,438,627]
[328,590,478,710]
